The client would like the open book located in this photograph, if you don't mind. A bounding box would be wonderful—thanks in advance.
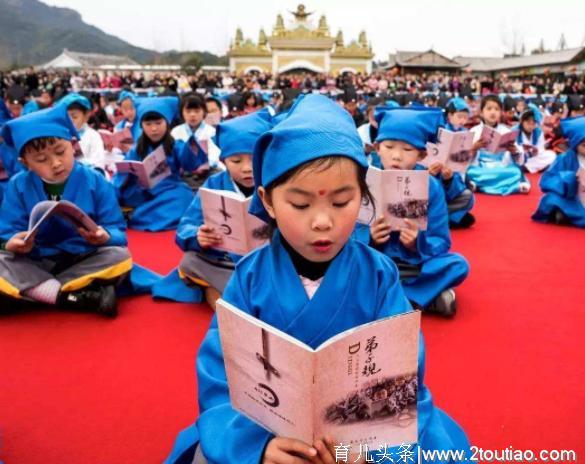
[24,200,98,242]
[424,128,475,173]
[199,188,270,255]
[217,299,420,449]
[98,127,134,150]
[115,145,171,189]
[479,126,519,153]
[358,167,429,230]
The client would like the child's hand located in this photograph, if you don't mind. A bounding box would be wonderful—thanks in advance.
[197,224,222,249]
[472,139,487,152]
[507,142,518,154]
[104,139,115,152]
[262,437,318,464]
[5,231,36,254]
[312,436,337,464]
[441,166,454,180]
[370,216,391,245]
[78,226,110,246]
[428,162,443,176]
[399,219,419,251]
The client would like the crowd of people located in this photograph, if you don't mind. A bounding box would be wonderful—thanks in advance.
[1,67,584,462]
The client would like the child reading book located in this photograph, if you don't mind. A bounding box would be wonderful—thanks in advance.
[0,105,132,316]
[467,95,530,195]
[170,109,273,307]
[165,94,469,464]
[532,116,585,228]
[59,93,107,173]
[514,104,556,174]
[361,107,469,317]
[436,97,476,228]
[113,97,205,231]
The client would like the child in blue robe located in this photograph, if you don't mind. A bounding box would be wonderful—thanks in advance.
[513,104,556,174]
[0,105,132,316]
[155,109,273,306]
[532,116,585,228]
[467,95,530,195]
[360,107,469,317]
[165,95,469,464]
[114,90,140,138]
[113,97,205,231]
[434,97,476,228]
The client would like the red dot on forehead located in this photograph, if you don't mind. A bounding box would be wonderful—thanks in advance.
[318,189,327,196]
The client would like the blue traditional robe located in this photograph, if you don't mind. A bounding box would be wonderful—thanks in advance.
[113,140,202,231]
[466,123,527,195]
[532,149,585,227]
[0,142,24,202]
[152,170,244,303]
[0,162,127,258]
[165,231,469,463]
[355,166,469,308]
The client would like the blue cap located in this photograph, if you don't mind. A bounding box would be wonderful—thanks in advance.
[250,94,367,220]
[375,107,442,150]
[446,97,470,113]
[374,102,400,120]
[136,96,179,125]
[215,108,273,161]
[560,116,585,150]
[0,104,79,155]
[58,93,92,111]
[117,90,137,105]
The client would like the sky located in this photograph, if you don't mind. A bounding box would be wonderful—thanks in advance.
[44,0,585,60]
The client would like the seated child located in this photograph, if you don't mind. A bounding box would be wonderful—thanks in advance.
[171,92,221,172]
[113,97,205,231]
[433,97,476,228]
[514,104,556,174]
[114,90,139,136]
[532,116,585,228]
[467,95,530,195]
[59,93,107,173]
[165,94,469,464]
[176,109,273,307]
[364,107,470,317]
[1,100,25,203]
[0,105,132,316]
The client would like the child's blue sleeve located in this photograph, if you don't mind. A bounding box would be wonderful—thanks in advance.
[175,194,204,252]
[176,139,208,172]
[416,177,451,259]
[540,157,578,198]
[94,176,128,247]
[0,178,28,242]
[442,172,467,203]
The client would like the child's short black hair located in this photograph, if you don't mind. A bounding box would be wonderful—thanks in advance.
[205,96,222,111]
[480,95,503,111]
[21,137,60,156]
[180,93,206,114]
[67,102,89,113]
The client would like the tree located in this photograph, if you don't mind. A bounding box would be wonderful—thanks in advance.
[557,33,567,50]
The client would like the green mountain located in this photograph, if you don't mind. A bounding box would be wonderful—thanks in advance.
[0,0,227,69]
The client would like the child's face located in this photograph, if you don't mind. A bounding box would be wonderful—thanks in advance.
[142,118,167,143]
[577,142,585,156]
[20,139,75,184]
[183,107,205,128]
[67,108,87,130]
[482,101,502,126]
[120,99,136,122]
[377,140,421,170]
[224,154,254,189]
[259,158,362,262]
[245,96,256,107]
[447,111,469,129]
[521,117,537,134]
[7,101,23,118]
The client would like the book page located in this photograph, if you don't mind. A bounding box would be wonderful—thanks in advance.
[115,160,149,187]
[25,200,98,242]
[216,299,315,444]
[143,145,171,189]
[200,188,253,255]
[242,197,271,252]
[357,167,382,225]
[379,170,429,231]
[447,131,474,173]
[422,142,448,168]
[313,311,420,450]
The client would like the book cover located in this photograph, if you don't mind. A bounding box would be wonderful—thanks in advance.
[199,188,270,255]
[479,126,519,153]
[358,168,429,231]
[424,128,474,173]
[115,145,171,189]
[217,299,420,448]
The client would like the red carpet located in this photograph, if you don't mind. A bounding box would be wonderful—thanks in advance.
[1,173,583,463]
